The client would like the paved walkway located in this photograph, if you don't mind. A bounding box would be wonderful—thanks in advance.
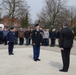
[0,47,76,75]
[0,40,76,55]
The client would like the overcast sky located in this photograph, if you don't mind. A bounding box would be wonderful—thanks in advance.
[26,0,44,23]
[26,0,76,23]
[0,0,76,23]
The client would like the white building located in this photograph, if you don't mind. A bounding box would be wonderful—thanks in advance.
[0,24,4,30]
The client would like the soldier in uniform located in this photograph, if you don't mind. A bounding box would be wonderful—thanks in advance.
[7,27,15,55]
[32,24,43,61]
[59,23,74,72]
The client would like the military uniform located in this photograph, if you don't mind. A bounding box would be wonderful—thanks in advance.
[59,26,74,72]
[32,29,42,61]
[7,29,15,55]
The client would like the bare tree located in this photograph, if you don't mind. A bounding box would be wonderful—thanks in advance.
[2,0,29,19]
[38,0,67,28]
[0,0,30,27]
[68,7,76,26]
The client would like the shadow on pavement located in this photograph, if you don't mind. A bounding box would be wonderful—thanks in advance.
[50,61,62,69]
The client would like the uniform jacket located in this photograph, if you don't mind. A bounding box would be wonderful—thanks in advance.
[59,27,74,48]
[7,31,15,43]
[32,29,43,46]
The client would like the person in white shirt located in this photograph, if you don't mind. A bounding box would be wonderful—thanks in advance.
[43,29,49,46]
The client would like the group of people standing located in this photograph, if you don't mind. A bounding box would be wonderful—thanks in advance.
[0,23,74,72]
[32,23,74,72]
[0,25,61,47]
[0,27,31,46]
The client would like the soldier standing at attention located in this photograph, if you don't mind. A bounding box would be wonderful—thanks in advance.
[59,23,74,72]
[7,27,15,55]
[32,24,43,61]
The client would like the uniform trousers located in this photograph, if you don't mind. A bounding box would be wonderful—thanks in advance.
[33,45,40,60]
[61,48,71,71]
[8,42,14,54]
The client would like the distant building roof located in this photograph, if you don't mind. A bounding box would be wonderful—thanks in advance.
[2,18,21,27]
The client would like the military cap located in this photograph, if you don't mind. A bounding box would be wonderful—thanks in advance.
[35,24,39,27]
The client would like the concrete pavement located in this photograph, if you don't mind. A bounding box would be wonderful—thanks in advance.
[0,47,76,75]
[0,40,76,55]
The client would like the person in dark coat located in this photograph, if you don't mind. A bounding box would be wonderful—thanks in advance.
[32,24,43,61]
[50,28,57,47]
[7,27,15,55]
[24,28,31,45]
[59,23,74,72]
[15,29,18,45]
